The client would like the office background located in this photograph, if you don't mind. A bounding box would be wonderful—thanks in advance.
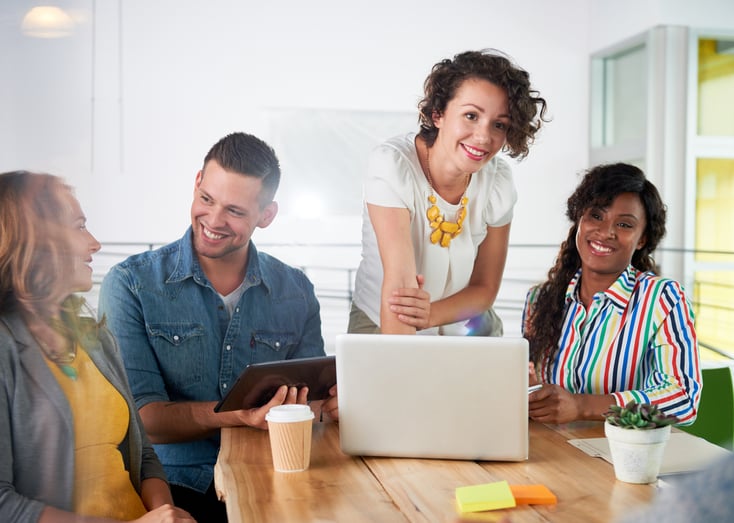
[2,0,733,352]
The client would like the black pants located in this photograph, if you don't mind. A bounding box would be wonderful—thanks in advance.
[170,482,228,523]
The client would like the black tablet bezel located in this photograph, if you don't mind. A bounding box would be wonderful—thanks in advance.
[213,355,336,412]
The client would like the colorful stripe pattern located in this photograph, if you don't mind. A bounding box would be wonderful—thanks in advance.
[523,266,702,425]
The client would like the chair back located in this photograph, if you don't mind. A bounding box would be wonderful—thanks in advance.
[680,365,734,450]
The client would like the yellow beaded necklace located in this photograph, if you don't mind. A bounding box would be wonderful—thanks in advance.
[424,148,470,248]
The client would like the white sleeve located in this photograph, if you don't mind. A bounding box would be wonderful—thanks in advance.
[482,157,517,227]
[363,144,416,212]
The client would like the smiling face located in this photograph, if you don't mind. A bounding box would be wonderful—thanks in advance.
[576,192,647,285]
[190,160,277,267]
[432,77,510,176]
[60,189,101,294]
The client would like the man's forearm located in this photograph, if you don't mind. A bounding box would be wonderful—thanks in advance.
[140,401,231,443]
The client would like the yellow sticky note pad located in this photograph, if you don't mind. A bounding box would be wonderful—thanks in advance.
[510,484,557,505]
[455,480,516,513]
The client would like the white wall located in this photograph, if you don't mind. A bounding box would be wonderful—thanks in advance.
[1,0,733,252]
[2,0,590,249]
[589,0,734,53]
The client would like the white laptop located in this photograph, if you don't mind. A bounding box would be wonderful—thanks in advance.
[335,333,529,461]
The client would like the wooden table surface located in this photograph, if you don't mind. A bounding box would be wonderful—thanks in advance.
[214,420,655,522]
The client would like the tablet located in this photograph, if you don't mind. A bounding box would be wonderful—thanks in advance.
[213,355,336,412]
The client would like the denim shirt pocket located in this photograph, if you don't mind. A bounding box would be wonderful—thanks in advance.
[147,323,206,391]
[250,332,299,363]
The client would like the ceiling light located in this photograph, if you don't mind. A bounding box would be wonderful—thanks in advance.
[21,6,75,38]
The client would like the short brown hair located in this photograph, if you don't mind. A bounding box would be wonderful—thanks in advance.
[202,132,281,207]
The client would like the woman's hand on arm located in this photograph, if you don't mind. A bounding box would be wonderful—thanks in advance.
[388,274,432,331]
[429,224,510,327]
[367,203,420,334]
[528,385,615,424]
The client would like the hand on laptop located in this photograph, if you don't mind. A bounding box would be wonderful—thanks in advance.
[388,274,432,331]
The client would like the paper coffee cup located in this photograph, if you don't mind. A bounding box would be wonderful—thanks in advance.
[265,404,315,472]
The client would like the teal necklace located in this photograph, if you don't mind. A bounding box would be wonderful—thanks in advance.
[39,338,78,381]
[56,360,78,381]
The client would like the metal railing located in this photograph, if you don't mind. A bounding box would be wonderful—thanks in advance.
[87,241,734,359]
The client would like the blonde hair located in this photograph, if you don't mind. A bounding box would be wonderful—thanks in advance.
[0,171,100,339]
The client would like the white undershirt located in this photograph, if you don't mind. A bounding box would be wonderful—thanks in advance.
[219,280,246,317]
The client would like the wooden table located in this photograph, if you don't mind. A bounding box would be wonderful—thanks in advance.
[214,420,655,522]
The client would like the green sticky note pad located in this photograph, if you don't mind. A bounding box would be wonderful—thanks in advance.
[455,480,517,513]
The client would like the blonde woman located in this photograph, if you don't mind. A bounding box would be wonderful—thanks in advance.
[0,171,194,522]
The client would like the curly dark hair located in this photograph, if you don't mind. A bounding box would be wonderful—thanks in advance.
[526,163,667,371]
[417,49,548,159]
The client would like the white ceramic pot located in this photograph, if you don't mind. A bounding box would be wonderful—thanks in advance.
[604,421,671,484]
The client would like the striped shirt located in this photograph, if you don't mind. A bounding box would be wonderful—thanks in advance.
[522,265,702,425]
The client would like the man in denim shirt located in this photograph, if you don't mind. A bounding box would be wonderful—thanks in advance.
[99,132,337,522]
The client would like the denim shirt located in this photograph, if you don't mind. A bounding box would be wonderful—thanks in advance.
[98,228,325,492]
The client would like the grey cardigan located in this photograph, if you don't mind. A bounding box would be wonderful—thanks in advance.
[0,311,167,522]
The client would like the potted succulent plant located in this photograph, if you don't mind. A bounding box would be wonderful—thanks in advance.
[603,401,679,484]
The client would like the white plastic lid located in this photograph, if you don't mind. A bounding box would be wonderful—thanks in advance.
[265,404,315,423]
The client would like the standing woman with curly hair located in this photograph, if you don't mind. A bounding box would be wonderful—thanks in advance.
[350,49,548,335]
[0,171,194,522]
[523,163,701,425]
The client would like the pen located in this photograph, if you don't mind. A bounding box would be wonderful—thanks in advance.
[528,384,542,394]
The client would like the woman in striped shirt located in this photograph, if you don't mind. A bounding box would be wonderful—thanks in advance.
[522,163,701,425]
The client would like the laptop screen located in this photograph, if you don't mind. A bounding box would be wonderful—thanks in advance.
[335,333,529,461]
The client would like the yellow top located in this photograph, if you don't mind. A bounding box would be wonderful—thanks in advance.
[45,346,147,520]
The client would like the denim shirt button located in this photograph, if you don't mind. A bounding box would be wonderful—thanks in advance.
[173,335,180,341]
[226,345,231,351]
[275,341,281,348]
[223,383,228,389]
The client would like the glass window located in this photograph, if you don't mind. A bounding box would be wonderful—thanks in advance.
[266,108,414,217]
[698,38,734,136]
[694,158,734,358]
[696,158,734,253]
[693,270,734,359]
[592,44,647,147]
